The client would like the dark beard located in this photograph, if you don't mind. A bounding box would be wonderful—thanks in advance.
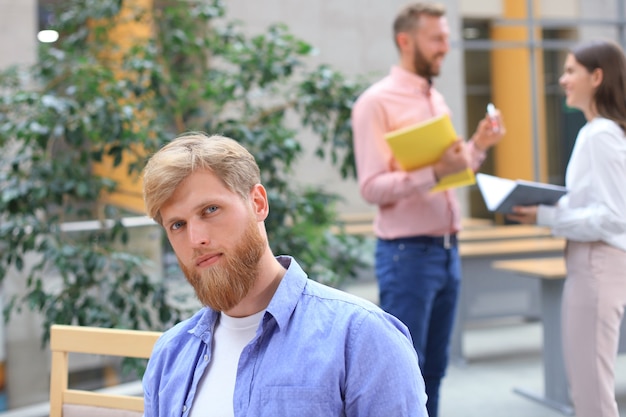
[179,216,267,312]
[412,42,441,79]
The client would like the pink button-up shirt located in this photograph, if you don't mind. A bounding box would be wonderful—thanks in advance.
[351,66,485,239]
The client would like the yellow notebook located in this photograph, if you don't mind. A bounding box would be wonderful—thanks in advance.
[384,114,476,192]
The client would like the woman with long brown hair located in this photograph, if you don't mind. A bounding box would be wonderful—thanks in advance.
[508,40,626,417]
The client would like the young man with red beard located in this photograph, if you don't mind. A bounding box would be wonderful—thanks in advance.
[141,132,428,417]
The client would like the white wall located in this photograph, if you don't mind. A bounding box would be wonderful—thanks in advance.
[0,0,45,408]
[0,0,37,69]
[579,0,622,42]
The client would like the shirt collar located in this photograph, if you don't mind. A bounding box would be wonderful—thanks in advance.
[264,256,307,330]
[188,307,218,343]
[390,65,432,94]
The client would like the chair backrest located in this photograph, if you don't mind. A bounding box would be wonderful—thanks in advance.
[49,324,162,417]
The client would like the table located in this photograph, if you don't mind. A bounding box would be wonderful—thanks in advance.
[450,238,566,364]
[459,225,552,242]
[334,216,495,237]
[491,257,573,415]
[460,236,565,257]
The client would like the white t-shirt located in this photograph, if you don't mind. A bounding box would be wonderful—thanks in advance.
[189,310,264,417]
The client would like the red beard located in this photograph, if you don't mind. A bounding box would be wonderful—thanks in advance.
[178,216,266,312]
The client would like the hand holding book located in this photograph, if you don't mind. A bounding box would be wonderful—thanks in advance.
[475,173,567,214]
[433,139,471,182]
[384,114,476,192]
[506,205,539,224]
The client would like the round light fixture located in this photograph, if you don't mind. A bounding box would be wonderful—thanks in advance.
[37,29,59,43]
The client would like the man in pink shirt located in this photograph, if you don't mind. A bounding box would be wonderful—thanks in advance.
[351,3,504,417]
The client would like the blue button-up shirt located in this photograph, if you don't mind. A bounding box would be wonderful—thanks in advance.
[143,256,428,417]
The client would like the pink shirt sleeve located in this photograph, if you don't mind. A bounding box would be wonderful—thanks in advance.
[351,92,438,207]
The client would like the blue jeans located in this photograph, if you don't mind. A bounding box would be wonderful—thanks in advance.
[375,236,461,417]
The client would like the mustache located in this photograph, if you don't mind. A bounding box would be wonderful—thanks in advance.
[192,248,218,262]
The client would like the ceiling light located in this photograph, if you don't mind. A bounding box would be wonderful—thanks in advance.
[37,30,59,43]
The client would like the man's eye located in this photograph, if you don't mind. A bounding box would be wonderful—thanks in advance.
[204,205,218,214]
[171,221,184,231]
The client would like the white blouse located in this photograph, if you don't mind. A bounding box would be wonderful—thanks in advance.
[537,117,626,251]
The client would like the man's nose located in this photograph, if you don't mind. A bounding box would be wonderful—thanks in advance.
[187,220,209,246]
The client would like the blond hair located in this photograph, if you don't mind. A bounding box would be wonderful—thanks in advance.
[142,132,260,224]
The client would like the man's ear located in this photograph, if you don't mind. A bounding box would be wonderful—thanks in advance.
[250,183,269,221]
[396,32,411,52]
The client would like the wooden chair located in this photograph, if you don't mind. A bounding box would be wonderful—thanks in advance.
[49,324,162,417]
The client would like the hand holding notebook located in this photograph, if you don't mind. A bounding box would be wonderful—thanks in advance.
[384,114,475,192]
[475,173,567,213]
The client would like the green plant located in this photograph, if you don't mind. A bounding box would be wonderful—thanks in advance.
[0,0,368,346]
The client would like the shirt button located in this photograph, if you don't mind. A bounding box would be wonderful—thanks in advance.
[398,243,405,250]
[183,405,187,412]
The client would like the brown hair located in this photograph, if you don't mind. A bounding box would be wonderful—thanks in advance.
[142,132,260,224]
[572,40,626,132]
[393,2,446,48]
